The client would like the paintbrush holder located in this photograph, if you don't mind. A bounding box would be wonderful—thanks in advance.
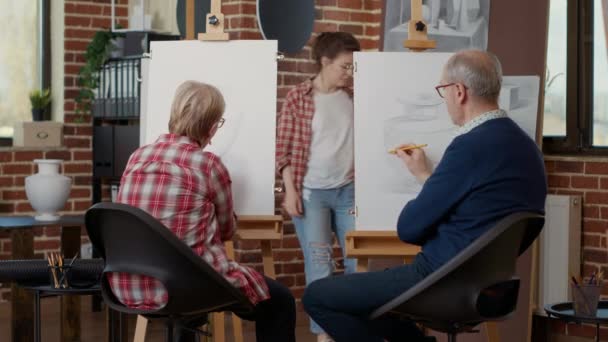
[571,283,601,317]
[48,265,72,289]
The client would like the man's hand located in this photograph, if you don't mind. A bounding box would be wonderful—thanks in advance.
[396,144,432,183]
[282,189,303,217]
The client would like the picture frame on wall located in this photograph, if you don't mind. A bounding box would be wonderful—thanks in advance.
[381,0,491,52]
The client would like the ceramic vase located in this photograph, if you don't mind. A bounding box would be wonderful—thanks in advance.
[25,159,72,221]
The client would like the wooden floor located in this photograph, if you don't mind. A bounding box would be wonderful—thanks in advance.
[0,295,317,342]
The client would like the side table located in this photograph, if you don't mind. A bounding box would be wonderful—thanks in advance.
[545,301,608,342]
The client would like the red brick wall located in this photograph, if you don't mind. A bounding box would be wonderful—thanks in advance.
[220,0,382,301]
[0,0,128,299]
[545,156,608,339]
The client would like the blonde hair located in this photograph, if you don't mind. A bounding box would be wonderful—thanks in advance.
[168,81,225,142]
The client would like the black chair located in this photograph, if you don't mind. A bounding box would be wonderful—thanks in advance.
[85,202,254,341]
[370,212,545,342]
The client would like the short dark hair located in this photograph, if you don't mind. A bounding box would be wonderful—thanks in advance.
[311,32,360,68]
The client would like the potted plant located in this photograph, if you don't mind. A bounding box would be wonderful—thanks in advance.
[75,29,120,118]
[29,89,51,121]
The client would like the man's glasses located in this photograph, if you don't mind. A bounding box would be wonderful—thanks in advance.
[434,83,456,98]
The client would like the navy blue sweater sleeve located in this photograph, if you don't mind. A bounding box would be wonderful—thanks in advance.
[397,138,474,245]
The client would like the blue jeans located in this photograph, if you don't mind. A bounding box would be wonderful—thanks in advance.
[292,181,356,334]
[302,255,436,342]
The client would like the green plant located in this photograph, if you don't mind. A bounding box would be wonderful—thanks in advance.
[75,29,118,116]
[29,89,51,109]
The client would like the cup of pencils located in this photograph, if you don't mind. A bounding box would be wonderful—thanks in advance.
[571,271,603,317]
[47,252,77,289]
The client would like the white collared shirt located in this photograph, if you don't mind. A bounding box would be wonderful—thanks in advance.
[456,109,508,136]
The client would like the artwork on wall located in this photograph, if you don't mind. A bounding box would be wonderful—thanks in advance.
[382,0,491,52]
[353,52,540,230]
[140,40,278,215]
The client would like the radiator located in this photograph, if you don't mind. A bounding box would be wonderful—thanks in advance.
[537,194,582,314]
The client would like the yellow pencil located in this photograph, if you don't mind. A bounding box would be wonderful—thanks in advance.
[388,144,428,154]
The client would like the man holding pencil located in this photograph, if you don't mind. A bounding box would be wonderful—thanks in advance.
[302,50,548,342]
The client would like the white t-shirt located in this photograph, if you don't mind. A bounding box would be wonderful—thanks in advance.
[303,90,354,189]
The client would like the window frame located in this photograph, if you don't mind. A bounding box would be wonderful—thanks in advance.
[0,0,51,145]
[544,0,608,154]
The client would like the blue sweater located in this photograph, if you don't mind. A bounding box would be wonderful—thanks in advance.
[397,117,547,271]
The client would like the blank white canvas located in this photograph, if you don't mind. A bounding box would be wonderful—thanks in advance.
[142,40,278,215]
[354,52,540,230]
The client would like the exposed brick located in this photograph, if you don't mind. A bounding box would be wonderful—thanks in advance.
[2,191,27,201]
[571,175,599,189]
[0,177,13,187]
[547,175,569,188]
[363,0,382,10]
[73,200,92,211]
[584,205,600,219]
[45,150,72,161]
[338,0,362,9]
[586,162,608,175]
[324,10,350,21]
[601,207,608,220]
[318,0,337,6]
[64,163,92,174]
[65,16,91,28]
[74,176,92,186]
[314,22,338,32]
[365,25,381,36]
[0,152,13,163]
[583,248,608,263]
[64,137,90,149]
[70,188,91,198]
[2,164,33,175]
[73,151,92,161]
[544,160,556,173]
[584,234,601,247]
[339,24,364,35]
[555,161,584,173]
[13,151,44,162]
[583,220,608,233]
[15,202,34,213]
[0,203,15,213]
[34,240,61,251]
[586,192,608,205]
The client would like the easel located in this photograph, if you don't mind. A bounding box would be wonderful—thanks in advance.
[132,1,283,341]
[345,1,499,341]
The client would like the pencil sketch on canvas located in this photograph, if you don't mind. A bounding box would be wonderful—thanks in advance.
[354,52,540,231]
[383,0,491,52]
[140,40,278,215]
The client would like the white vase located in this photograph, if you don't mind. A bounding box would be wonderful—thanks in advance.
[25,159,72,221]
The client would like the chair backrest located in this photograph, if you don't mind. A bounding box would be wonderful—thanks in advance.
[85,202,253,316]
[370,212,545,331]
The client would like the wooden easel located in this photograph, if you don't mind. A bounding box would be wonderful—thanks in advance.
[132,1,283,342]
[345,1,500,341]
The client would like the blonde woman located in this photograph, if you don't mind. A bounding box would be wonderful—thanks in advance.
[110,81,295,342]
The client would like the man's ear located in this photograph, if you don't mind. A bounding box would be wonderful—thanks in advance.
[456,83,467,104]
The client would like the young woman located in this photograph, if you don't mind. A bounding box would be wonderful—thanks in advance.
[276,32,360,342]
[112,81,296,342]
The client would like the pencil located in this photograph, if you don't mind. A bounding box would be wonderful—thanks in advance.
[388,144,428,154]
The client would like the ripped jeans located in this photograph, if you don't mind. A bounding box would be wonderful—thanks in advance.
[292,181,356,334]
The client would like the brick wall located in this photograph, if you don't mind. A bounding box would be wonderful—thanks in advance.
[545,155,608,339]
[219,0,383,302]
[0,0,128,300]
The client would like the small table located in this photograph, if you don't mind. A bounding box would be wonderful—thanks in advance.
[20,285,101,342]
[0,215,84,342]
[545,301,608,342]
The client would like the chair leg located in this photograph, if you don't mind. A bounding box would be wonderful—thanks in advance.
[166,322,174,342]
[447,333,457,342]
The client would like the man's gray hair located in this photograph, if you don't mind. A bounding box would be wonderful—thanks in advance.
[444,50,503,102]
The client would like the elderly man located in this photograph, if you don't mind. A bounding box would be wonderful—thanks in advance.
[302,50,547,342]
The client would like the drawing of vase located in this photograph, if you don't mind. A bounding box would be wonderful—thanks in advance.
[25,159,72,221]
[382,94,456,194]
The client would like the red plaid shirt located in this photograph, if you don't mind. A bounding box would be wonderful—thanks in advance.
[108,134,270,309]
[276,80,353,193]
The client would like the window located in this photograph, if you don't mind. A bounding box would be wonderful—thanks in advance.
[0,0,49,140]
[543,0,608,153]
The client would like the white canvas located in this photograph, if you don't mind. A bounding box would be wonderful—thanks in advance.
[142,40,278,215]
[354,52,540,230]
